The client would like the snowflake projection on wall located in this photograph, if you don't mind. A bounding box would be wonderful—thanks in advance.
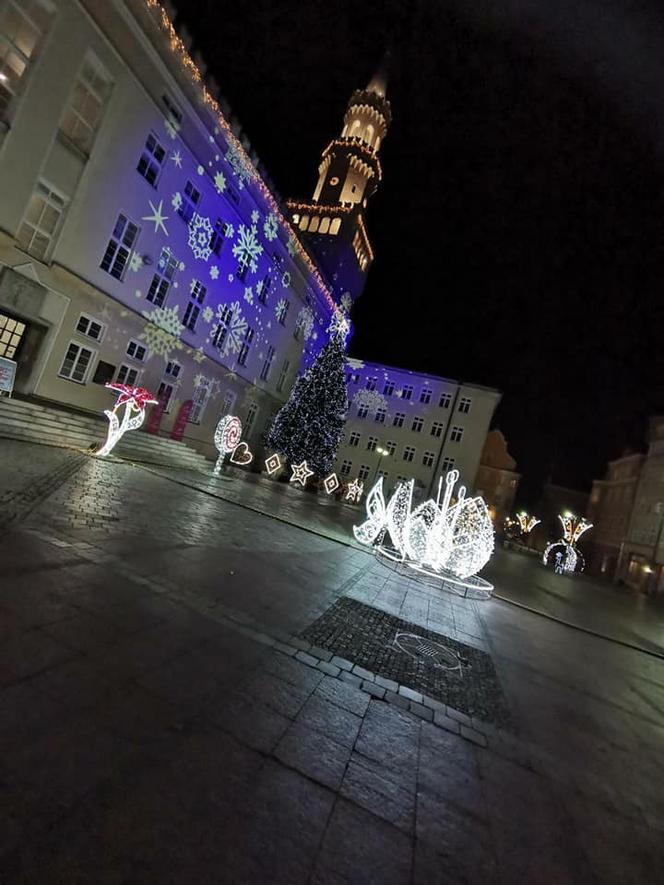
[129,252,143,272]
[197,165,205,176]
[210,266,219,280]
[251,209,260,224]
[327,308,351,343]
[214,300,247,357]
[171,191,183,211]
[171,150,183,168]
[188,213,214,261]
[281,271,291,288]
[139,305,184,359]
[225,223,235,239]
[202,306,214,324]
[340,292,353,314]
[244,286,254,305]
[353,389,388,414]
[214,170,226,194]
[225,146,252,190]
[274,297,288,320]
[295,306,314,341]
[142,200,169,236]
[228,273,234,282]
[193,347,206,363]
[263,213,278,242]
[287,237,297,257]
[232,224,263,275]
[346,357,365,370]
[164,115,180,139]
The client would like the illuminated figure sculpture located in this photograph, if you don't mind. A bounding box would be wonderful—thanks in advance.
[96,382,158,457]
[543,513,592,574]
[353,470,495,597]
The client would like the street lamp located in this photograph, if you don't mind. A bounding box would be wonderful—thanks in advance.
[372,445,390,486]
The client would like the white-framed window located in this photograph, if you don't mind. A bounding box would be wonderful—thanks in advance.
[401,385,413,401]
[257,273,271,305]
[423,451,435,468]
[17,180,67,261]
[386,441,396,456]
[212,304,233,351]
[157,380,174,412]
[367,436,378,451]
[165,360,181,379]
[441,456,455,473]
[0,0,54,121]
[59,54,112,155]
[276,299,290,325]
[137,132,165,186]
[375,408,386,424]
[245,402,258,436]
[349,432,361,447]
[116,363,140,386]
[393,412,405,427]
[183,279,206,332]
[383,380,395,396]
[178,179,201,223]
[411,416,424,433]
[450,425,464,443]
[276,358,290,392]
[358,464,370,481]
[366,376,377,391]
[126,339,147,362]
[221,389,236,414]
[431,421,444,438]
[237,325,254,366]
[403,446,415,463]
[0,312,26,359]
[147,247,178,306]
[100,212,139,280]
[340,459,352,476]
[439,392,452,409]
[458,396,472,414]
[260,345,275,381]
[420,388,432,404]
[75,313,105,342]
[58,341,94,383]
[357,403,369,419]
[189,380,210,424]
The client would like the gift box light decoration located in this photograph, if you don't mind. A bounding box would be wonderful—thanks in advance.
[213,414,243,475]
[96,383,158,457]
[353,470,495,595]
[543,512,592,574]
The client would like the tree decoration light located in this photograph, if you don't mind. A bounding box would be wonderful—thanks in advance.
[213,414,242,475]
[290,460,314,487]
[543,513,593,574]
[96,383,158,457]
[353,471,495,595]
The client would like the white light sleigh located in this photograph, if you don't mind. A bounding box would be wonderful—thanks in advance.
[353,470,495,599]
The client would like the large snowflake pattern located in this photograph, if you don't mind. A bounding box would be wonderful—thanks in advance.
[139,306,184,359]
[202,306,214,323]
[225,146,252,190]
[263,213,278,242]
[274,298,288,320]
[340,292,353,314]
[188,213,214,261]
[171,191,182,211]
[214,170,226,193]
[353,389,388,414]
[295,307,314,341]
[214,301,247,358]
[232,224,263,275]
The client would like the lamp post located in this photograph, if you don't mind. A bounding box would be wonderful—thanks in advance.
[372,445,390,486]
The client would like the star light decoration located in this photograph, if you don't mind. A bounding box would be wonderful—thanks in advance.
[96,383,158,457]
[353,471,495,595]
[543,513,593,574]
[345,479,364,503]
[265,453,282,475]
[290,460,314,487]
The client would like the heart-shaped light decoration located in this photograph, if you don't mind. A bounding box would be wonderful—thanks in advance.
[230,441,253,466]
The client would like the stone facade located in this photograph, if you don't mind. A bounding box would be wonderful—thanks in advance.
[474,430,520,531]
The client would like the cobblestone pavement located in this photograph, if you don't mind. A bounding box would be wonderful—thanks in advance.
[1,441,664,882]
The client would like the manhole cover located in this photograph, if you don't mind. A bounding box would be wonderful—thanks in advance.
[393,632,469,674]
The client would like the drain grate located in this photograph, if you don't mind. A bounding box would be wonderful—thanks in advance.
[393,632,469,674]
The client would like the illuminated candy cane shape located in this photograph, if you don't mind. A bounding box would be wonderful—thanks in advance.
[213,414,242,475]
[96,383,158,458]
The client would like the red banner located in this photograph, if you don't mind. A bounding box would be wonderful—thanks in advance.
[171,399,193,441]
[146,394,168,435]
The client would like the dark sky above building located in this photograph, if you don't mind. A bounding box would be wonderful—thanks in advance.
[176,0,664,501]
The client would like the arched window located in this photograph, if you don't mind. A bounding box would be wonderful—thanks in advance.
[349,119,361,138]
[364,124,374,146]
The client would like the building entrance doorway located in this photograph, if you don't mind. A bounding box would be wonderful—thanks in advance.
[0,311,27,360]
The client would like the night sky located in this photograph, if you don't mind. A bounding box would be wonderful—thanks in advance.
[176,0,664,502]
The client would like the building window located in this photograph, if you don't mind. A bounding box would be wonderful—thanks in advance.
[401,385,413,401]
[157,381,174,412]
[349,432,361,447]
[350,373,360,384]
[189,380,210,424]
[178,180,201,223]
[260,345,275,381]
[441,456,455,473]
[458,396,472,414]
[386,441,396,456]
[162,94,181,125]
[237,325,254,366]
[396,475,408,485]
[276,358,290,392]
[431,421,444,438]
[383,380,395,396]
[221,389,236,414]
[375,408,386,424]
[257,273,271,305]
[420,388,432,404]
[393,412,405,427]
[212,304,233,351]
[0,0,54,121]
[137,133,165,187]
[276,299,290,325]
[146,247,178,306]
[17,181,67,261]
[411,416,424,433]
[58,341,94,383]
[340,459,352,476]
[450,425,464,443]
[183,280,206,332]
[357,404,369,419]
[245,402,258,436]
[366,377,377,391]
[116,363,140,386]
[422,451,435,468]
[377,469,388,483]
[165,360,181,379]
[367,436,378,451]
[76,313,105,342]
[59,55,112,155]
[126,339,147,362]
[358,464,370,481]
[100,213,139,280]
[210,218,231,257]
[0,312,26,359]
[403,446,415,463]
[439,392,452,409]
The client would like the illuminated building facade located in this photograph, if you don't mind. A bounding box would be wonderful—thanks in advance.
[474,430,520,529]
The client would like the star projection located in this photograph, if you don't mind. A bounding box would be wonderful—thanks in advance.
[543,513,593,574]
[96,383,158,457]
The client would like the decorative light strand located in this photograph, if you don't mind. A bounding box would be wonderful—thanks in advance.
[96,383,158,457]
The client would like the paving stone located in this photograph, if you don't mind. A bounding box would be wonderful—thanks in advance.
[206,688,290,754]
[331,655,353,671]
[385,690,411,710]
[363,680,386,699]
[446,706,472,727]
[433,711,461,735]
[409,701,434,722]
[316,675,371,717]
[339,670,362,688]
[316,660,341,677]
[352,664,375,681]
[341,751,416,833]
[295,650,319,667]
[241,669,315,719]
[399,685,423,704]
[297,693,363,748]
[275,720,352,790]
[309,645,333,662]
[375,675,399,692]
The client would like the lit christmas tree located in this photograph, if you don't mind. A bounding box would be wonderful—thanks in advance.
[268,332,348,476]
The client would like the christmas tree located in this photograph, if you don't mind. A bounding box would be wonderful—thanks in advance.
[268,331,348,476]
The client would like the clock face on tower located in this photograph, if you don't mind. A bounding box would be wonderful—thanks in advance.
[329,176,339,186]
